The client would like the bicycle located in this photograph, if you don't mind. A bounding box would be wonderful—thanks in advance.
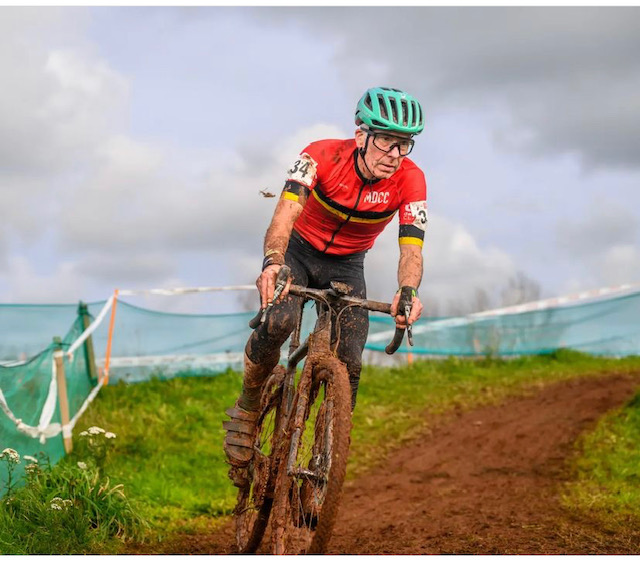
[231,265,411,555]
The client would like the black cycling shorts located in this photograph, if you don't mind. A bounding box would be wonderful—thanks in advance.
[245,231,369,408]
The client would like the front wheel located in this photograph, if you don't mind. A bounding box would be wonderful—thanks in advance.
[271,356,352,554]
[234,365,286,553]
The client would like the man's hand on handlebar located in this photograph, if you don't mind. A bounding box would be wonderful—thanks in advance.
[256,264,292,310]
[390,286,423,329]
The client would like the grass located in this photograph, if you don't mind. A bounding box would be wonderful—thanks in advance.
[77,369,242,527]
[72,349,640,549]
[562,387,640,535]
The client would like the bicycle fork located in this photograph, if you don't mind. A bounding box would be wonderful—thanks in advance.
[286,309,333,481]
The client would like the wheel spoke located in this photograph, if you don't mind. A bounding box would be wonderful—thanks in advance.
[271,357,352,554]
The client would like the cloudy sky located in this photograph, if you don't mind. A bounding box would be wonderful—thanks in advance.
[1,6,639,315]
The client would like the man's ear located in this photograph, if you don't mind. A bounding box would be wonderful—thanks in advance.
[354,129,366,149]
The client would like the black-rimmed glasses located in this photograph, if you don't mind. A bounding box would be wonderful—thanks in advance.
[362,128,415,156]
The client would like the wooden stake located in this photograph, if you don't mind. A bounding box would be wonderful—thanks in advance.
[53,339,73,454]
[103,290,119,386]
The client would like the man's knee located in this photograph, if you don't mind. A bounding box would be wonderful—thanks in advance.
[245,301,299,365]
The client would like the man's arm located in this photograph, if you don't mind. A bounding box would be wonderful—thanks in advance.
[257,196,304,309]
[390,243,425,326]
[398,243,423,290]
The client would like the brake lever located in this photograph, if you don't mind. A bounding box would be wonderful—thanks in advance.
[261,282,285,323]
[255,265,291,325]
[404,304,414,346]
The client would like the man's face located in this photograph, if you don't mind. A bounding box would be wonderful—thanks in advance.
[354,128,415,179]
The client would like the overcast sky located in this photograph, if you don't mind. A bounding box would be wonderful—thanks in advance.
[1,6,639,314]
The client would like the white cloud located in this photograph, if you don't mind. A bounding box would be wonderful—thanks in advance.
[1,256,87,304]
[599,245,640,286]
[59,123,346,257]
[254,7,640,171]
[0,13,127,174]
[365,214,517,312]
[557,201,638,257]
[556,200,640,290]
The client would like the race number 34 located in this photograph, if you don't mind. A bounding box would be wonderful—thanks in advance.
[287,153,318,188]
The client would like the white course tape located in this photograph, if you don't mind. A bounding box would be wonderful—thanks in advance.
[36,359,59,443]
[67,296,115,357]
[118,285,256,297]
[0,359,30,367]
[98,352,245,368]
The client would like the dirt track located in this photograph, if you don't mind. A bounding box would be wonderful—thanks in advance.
[141,370,640,555]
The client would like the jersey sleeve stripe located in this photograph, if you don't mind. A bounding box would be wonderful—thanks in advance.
[283,180,310,201]
[282,191,301,203]
[399,236,424,247]
[399,223,425,239]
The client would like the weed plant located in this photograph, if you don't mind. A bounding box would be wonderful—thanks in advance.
[0,427,148,554]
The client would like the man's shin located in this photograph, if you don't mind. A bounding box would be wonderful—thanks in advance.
[237,351,280,412]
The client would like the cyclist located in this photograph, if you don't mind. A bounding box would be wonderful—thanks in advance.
[224,86,428,474]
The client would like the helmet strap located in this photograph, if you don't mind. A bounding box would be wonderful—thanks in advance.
[359,131,370,158]
[358,133,376,182]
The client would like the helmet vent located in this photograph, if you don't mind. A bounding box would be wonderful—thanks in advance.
[401,100,409,127]
[364,94,373,111]
[376,94,388,120]
[390,98,399,124]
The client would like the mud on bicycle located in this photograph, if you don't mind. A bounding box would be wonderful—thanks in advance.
[229,265,412,555]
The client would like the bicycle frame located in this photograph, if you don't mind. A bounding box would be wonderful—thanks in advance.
[275,283,396,484]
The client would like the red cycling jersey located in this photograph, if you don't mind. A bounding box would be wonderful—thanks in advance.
[281,139,427,256]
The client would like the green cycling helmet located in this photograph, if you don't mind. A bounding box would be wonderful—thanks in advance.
[355,87,425,135]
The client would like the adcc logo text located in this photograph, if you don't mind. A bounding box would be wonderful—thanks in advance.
[363,190,390,204]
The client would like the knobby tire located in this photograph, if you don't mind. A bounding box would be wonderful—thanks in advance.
[271,356,352,555]
[234,365,286,553]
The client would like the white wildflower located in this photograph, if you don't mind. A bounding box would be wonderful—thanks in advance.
[24,455,38,464]
[63,499,73,508]
[105,432,116,439]
[87,426,105,435]
[80,431,89,437]
[25,464,38,473]
[0,448,20,464]
[50,503,62,511]
[77,461,87,470]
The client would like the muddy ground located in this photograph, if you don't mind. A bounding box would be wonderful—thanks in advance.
[134,371,640,555]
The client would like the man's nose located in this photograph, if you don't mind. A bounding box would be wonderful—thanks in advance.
[387,145,401,158]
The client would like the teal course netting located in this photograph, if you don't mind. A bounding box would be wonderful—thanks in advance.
[1,286,640,491]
